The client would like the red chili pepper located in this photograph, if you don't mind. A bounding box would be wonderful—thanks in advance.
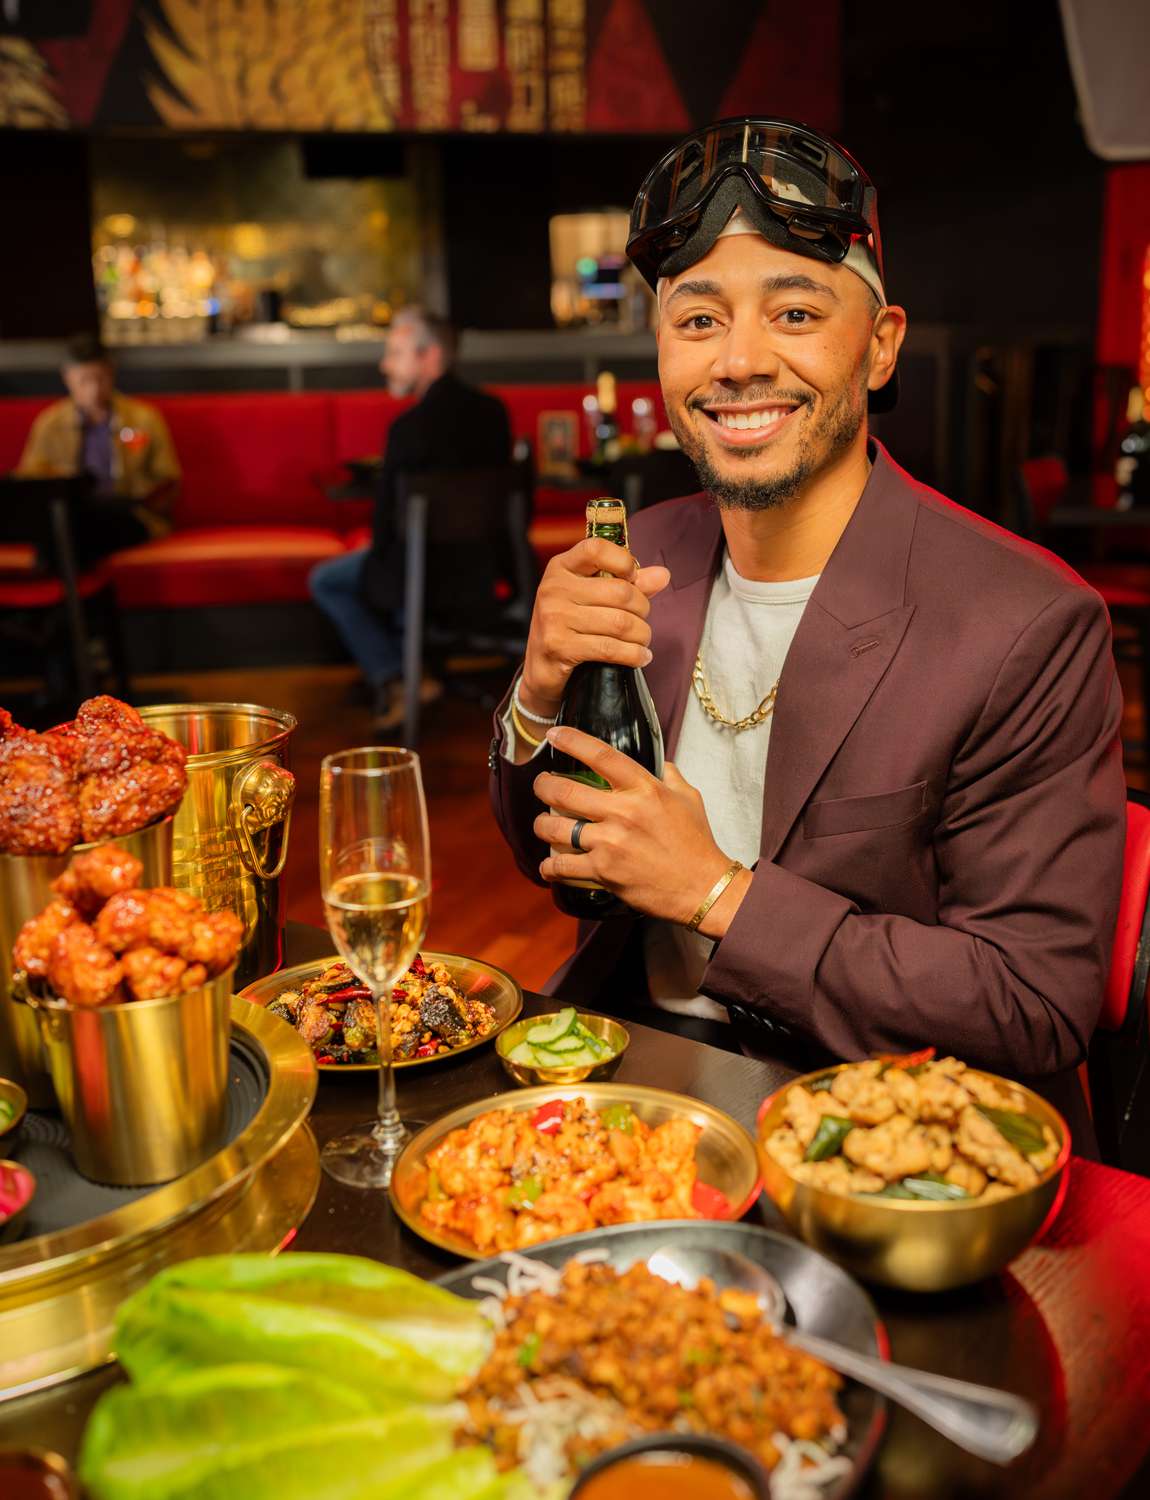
[879,1046,937,1070]
[531,1100,566,1134]
[415,1042,438,1058]
[692,1181,731,1219]
[411,955,428,975]
[316,1054,335,1065]
[320,985,371,1004]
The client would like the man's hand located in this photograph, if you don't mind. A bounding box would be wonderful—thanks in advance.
[517,537,670,720]
[532,725,752,937]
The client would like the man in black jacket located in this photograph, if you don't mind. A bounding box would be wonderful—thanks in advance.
[310,309,511,726]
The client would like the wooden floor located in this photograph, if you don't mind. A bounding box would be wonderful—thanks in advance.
[11,650,1147,996]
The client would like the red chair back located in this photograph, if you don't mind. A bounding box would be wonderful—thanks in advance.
[1018,455,1070,530]
[1102,799,1150,1032]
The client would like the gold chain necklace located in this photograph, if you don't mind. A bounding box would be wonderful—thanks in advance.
[692,655,779,731]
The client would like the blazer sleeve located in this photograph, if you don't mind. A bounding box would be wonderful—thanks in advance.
[489,678,551,887]
[701,586,1126,1077]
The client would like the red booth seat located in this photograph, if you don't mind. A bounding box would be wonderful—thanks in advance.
[109,527,346,609]
[0,381,667,612]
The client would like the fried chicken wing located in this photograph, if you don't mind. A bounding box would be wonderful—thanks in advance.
[51,843,144,916]
[842,1112,933,1181]
[121,947,208,1000]
[93,889,241,976]
[955,1105,1038,1189]
[0,707,27,742]
[94,887,198,955]
[183,910,245,975]
[13,898,79,979]
[0,729,82,854]
[47,922,123,1007]
[75,714,188,843]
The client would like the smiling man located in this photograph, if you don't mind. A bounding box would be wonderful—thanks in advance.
[489,118,1125,1144]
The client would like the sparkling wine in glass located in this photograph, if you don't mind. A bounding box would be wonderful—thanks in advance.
[318,746,430,1188]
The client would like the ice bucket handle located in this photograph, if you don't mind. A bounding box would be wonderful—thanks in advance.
[229,760,296,880]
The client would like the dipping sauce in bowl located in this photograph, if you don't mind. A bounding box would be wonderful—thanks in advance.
[571,1435,770,1500]
[576,1453,757,1500]
[0,1449,79,1500]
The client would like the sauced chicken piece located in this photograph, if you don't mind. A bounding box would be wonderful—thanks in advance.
[47,922,123,1007]
[945,1153,989,1196]
[914,1068,974,1125]
[843,1076,898,1126]
[183,910,245,974]
[52,844,144,917]
[94,888,241,975]
[784,1085,846,1150]
[829,1059,884,1107]
[95,887,198,953]
[0,730,82,854]
[842,1112,933,1182]
[516,1192,594,1245]
[14,898,80,979]
[121,946,208,1000]
[295,995,336,1050]
[955,1106,1038,1189]
[74,700,188,843]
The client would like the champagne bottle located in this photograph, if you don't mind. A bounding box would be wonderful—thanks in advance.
[549,498,664,920]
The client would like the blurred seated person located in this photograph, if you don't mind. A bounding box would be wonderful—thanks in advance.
[309,308,512,728]
[16,334,180,558]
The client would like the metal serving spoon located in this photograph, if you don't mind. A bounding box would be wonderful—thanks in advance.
[646,1243,1039,1467]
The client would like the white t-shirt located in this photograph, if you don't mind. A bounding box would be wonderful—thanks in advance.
[644,556,819,1020]
[502,553,818,1021]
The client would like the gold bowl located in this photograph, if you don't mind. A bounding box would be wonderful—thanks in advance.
[496,1011,629,1086]
[0,1079,27,1143]
[392,1082,762,1259]
[756,1063,1070,1292]
[0,1160,36,1246]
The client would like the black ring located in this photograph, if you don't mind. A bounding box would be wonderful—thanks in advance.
[570,819,588,853]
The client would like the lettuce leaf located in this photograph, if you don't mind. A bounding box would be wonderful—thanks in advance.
[80,1368,506,1500]
[114,1255,490,1402]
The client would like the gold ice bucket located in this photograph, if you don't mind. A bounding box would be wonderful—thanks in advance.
[35,968,234,1186]
[138,704,297,989]
[0,817,174,1105]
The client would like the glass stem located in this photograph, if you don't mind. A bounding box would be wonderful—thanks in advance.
[372,986,403,1150]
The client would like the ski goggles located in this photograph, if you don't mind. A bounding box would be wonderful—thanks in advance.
[626,117,885,301]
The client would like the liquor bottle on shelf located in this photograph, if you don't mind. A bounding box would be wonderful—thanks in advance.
[549,498,665,920]
[1116,386,1150,511]
[592,370,621,466]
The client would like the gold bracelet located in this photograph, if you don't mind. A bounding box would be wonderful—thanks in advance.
[510,700,545,749]
[687,859,745,933]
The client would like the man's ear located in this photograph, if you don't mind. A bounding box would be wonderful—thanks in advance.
[867,304,907,398]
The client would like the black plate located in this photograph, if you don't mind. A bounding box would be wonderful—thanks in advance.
[437,1219,885,1499]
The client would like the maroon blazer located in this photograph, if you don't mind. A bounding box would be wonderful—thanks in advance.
[490,442,1125,1138]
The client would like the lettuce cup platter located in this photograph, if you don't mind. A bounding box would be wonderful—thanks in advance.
[72,1231,886,1500]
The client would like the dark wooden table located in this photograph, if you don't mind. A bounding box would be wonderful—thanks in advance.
[7,924,1150,1498]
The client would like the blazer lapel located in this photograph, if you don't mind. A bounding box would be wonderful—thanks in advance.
[760,444,921,861]
[644,498,724,756]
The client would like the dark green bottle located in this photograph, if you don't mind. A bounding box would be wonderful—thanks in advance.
[549,498,665,920]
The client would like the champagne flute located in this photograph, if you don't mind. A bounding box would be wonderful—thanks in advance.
[318,747,431,1188]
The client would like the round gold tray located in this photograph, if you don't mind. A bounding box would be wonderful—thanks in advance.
[0,998,319,1401]
[238,952,523,1074]
[390,1082,762,1259]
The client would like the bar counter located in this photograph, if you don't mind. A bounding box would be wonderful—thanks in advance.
[4,923,1150,1499]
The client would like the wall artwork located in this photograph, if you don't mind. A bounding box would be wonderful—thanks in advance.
[0,0,839,135]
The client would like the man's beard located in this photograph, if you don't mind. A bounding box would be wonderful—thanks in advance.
[670,374,868,511]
